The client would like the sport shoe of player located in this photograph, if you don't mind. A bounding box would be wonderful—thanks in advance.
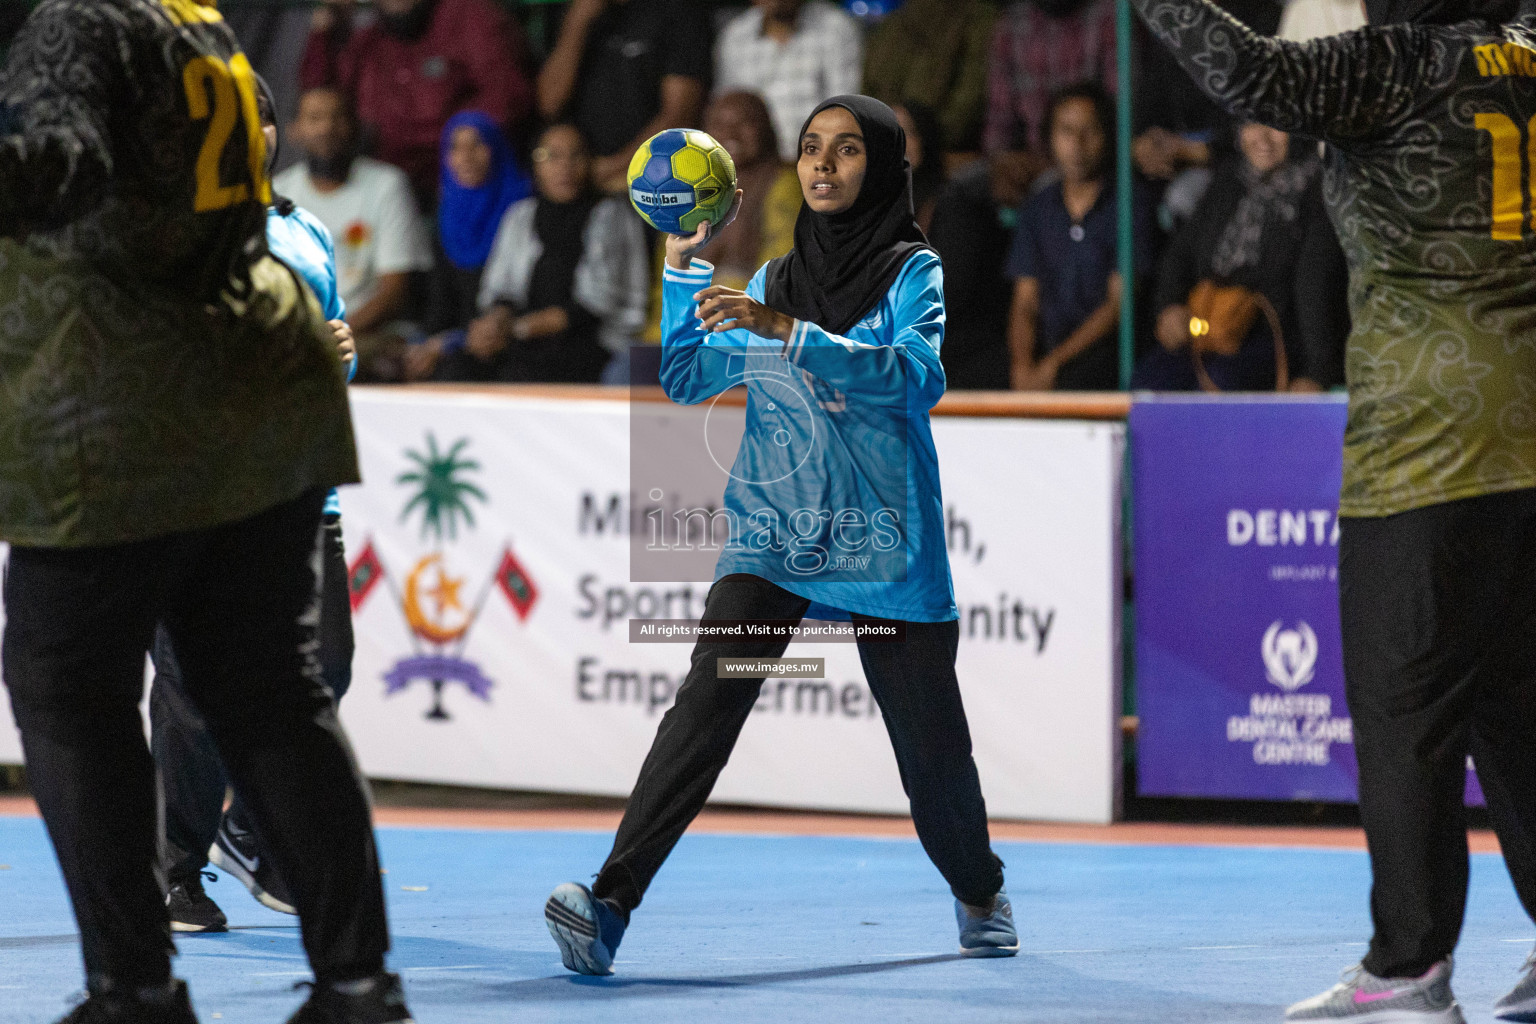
[166,872,227,934]
[286,972,414,1024]
[208,815,297,915]
[545,882,626,976]
[56,979,198,1023]
[1495,949,1536,1021]
[1285,959,1465,1022]
[954,888,1019,958]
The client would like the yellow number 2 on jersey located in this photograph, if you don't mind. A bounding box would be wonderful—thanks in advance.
[1476,111,1536,241]
[182,52,271,214]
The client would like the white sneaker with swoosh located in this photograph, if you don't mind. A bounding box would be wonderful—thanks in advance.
[1286,959,1464,1023]
[208,816,297,915]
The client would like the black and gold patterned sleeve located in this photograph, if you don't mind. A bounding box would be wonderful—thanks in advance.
[0,2,128,235]
[1130,0,1434,144]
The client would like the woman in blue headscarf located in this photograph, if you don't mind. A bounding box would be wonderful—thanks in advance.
[414,111,533,376]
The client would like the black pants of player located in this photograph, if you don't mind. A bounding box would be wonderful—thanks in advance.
[1341,488,1536,978]
[2,490,387,992]
[153,514,355,886]
[593,573,1005,916]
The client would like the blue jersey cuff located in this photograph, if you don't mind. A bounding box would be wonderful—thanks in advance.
[662,258,715,287]
[783,319,812,363]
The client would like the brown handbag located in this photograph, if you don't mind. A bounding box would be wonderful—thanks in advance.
[1186,280,1289,392]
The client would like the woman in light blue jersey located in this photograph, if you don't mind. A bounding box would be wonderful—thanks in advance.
[148,77,360,934]
[545,95,1016,975]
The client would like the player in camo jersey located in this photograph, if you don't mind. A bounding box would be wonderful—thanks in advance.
[1130,1,1536,1021]
[0,2,409,1022]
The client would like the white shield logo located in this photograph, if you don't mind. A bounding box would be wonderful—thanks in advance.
[1262,620,1318,692]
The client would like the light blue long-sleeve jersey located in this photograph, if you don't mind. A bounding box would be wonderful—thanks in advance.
[660,252,957,623]
[267,205,353,516]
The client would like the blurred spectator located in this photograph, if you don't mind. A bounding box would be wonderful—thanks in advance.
[929,133,1036,390]
[713,0,863,163]
[274,85,433,383]
[1278,0,1365,39]
[862,0,996,153]
[1133,1,1280,173]
[698,92,802,287]
[537,0,710,192]
[1291,213,1350,391]
[422,112,534,349]
[642,91,801,342]
[984,0,1117,160]
[301,0,535,205]
[1006,83,1151,391]
[1133,123,1347,392]
[418,124,649,383]
[1134,0,1283,228]
[894,102,944,232]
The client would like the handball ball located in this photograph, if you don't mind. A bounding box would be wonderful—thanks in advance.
[627,129,737,234]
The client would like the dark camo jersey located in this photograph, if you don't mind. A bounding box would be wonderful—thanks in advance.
[0,0,357,547]
[1133,0,1536,517]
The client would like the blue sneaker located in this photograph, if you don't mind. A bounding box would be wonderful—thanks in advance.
[955,889,1019,958]
[545,882,626,976]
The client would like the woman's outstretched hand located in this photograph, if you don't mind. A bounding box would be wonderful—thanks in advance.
[694,285,794,343]
[664,189,744,271]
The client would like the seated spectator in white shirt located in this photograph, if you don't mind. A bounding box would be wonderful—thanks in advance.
[273,86,434,382]
[713,0,863,162]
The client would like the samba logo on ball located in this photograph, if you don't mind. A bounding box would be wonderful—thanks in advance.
[627,128,738,235]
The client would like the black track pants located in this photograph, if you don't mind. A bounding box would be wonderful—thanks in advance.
[1341,488,1536,978]
[592,573,1005,916]
[2,491,387,992]
[153,514,355,885]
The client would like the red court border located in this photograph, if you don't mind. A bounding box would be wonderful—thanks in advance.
[0,795,1503,853]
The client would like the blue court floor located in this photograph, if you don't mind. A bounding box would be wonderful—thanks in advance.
[0,816,1531,1024]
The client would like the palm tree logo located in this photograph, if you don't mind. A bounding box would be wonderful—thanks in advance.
[393,434,490,720]
[398,435,487,544]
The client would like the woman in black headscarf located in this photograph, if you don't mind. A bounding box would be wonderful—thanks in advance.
[543,95,1017,976]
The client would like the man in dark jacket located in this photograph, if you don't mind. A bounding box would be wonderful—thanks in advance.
[1132,0,1536,1020]
[0,3,411,1022]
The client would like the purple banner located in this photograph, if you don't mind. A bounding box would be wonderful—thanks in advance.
[1131,396,1483,805]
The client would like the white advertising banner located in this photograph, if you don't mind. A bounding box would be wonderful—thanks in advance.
[0,391,1123,824]
[335,389,1123,823]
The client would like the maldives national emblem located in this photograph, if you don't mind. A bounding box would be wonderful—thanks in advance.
[347,434,539,720]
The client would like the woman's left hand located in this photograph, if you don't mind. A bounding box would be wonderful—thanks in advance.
[516,307,570,340]
[592,153,630,194]
[693,285,794,343]
[466,307,512,361]
[1014,354,1060,392]
[330,320,355,372]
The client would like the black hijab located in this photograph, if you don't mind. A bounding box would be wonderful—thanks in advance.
[1365,0,1516,23]
[529,190,600,312]
[762,95,932,336]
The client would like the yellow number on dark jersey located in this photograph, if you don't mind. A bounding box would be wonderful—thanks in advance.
[181,52,270,213]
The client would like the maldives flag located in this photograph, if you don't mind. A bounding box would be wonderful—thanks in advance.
[495,546,538,621]
[348,540,385,612]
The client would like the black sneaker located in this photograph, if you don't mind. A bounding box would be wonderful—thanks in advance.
[166,872,227,934]
[57,979,198,1023]
[286,972,415,1024]
[208,814,296,915]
